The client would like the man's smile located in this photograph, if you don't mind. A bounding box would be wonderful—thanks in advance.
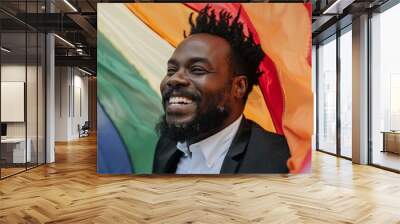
[165,95,197,117]
[168,96,193,105]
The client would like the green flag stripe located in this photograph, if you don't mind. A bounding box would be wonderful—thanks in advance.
[98,32,163,173]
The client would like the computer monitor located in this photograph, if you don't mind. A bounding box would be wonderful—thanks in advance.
[1,123,7,137]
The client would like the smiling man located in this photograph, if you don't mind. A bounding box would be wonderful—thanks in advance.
[153,6,291,174]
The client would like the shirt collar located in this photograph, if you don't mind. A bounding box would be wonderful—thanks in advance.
[176,115,243,168]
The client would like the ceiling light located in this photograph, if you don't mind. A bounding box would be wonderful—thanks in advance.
[323,0,342,14]
[54,34,75,48]
[76,48,85,55]
[63,0,78,12]
[322,0,355,15]
[1,47,11,53]
[78,67,93,76]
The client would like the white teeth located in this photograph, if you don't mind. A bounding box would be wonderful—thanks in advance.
[168,96,193,104]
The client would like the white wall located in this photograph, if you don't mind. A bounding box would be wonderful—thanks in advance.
[1,82,25,122]
[1,64,26,81]
[71,73,89,138]
[55,67,70,141]
[54,67,89,141]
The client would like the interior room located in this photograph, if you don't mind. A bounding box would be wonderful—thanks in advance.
[0,0,399,223]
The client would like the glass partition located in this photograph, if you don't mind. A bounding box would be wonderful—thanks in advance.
[1,31,28,177]
[0,1,46,179]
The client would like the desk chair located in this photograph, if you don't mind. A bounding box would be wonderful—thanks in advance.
[78,121,90,138]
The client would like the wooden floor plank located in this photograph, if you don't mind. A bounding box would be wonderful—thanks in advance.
[0,135,400,223]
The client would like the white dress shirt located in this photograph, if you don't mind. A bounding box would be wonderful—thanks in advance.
[175,115,243,174]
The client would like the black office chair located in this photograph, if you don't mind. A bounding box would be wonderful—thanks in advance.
[79,121,90,138]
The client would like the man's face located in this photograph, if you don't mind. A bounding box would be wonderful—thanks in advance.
[159,33,234,141]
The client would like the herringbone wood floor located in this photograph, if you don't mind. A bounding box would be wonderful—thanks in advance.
[1,135,400,224]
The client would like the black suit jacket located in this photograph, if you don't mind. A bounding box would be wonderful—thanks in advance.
[153,118,291,174]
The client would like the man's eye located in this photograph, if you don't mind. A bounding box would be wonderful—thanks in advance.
[167,68,177,75]
[190,67,207,75]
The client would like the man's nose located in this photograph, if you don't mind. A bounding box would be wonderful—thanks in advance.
[167,69,190,88]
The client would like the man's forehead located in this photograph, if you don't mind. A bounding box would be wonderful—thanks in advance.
[168,57,211,66]
[170,34,231,62]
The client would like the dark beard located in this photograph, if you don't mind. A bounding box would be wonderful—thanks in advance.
[156,105,229,143]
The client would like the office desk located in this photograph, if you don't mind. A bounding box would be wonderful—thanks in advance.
[382,131,400,154]
[1,138,31,163]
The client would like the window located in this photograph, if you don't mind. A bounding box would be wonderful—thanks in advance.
[317,36,337,154]
[339,28,352,158]
[312,45,317,151]
[371,2,400,171]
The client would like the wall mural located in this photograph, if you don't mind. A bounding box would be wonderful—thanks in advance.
[97,3,312,174]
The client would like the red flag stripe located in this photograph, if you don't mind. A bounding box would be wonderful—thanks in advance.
[184,3,284,134]
[304,2,312,66]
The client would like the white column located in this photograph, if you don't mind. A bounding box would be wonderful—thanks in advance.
[45,1,55,163]
[352,14,369,164]
[46,33,55,163]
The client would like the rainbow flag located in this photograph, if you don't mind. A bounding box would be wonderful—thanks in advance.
[97,3,312,174]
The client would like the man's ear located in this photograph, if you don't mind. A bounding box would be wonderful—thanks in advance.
[232,75,248,100]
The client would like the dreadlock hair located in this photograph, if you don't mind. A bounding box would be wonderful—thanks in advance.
[184,5,266,101]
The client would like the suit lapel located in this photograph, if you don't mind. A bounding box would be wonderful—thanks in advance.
[159,146,182,173]
[155,137,182,173]
[163,148,182,173]
[220,118,251,174]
